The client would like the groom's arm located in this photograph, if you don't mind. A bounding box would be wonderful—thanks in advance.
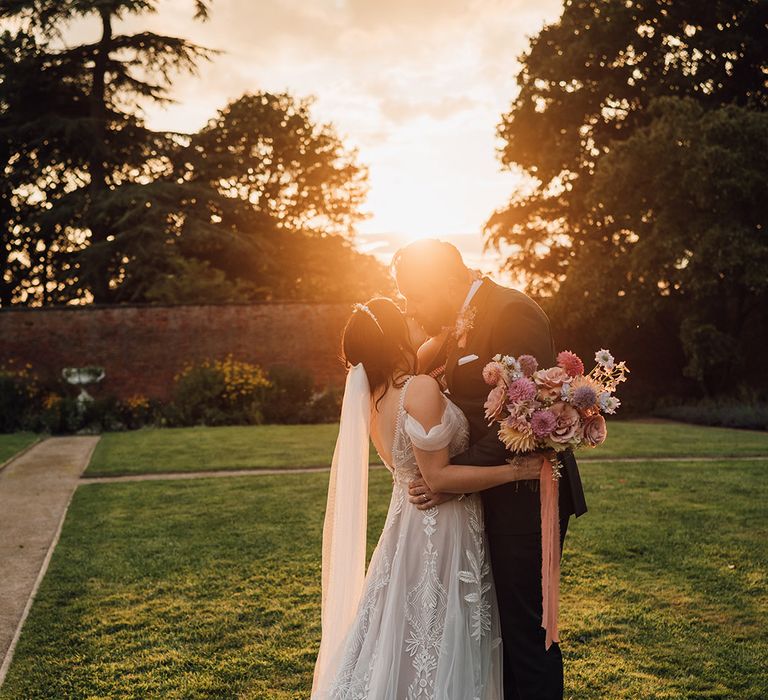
[450,298,555,467]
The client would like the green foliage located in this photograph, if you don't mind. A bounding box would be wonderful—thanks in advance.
[0,361,40,432]
[301,386,343,424]
[489,0,768,400]
[0,1,216,305]
[169,356,271,427]
[262,365,314,423]
[261,365,342,424]
[654,400,768,431]
[0,4,390,306]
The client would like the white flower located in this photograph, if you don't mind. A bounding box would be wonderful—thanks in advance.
[598,391,620,414]
[560,382,572,401]
[595,349,615,369]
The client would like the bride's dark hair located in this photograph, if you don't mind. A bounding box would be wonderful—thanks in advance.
[342,297,416,401]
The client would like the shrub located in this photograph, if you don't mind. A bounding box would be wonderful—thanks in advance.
[299,387,342,424]
[170,355,271,426]
[654,399,768,431]
[262,366,314,423]
[0,360,39,432]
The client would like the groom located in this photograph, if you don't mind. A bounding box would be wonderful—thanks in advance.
[393,239,587,700]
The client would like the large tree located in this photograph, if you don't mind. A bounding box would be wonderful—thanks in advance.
[489,0,768,396]
[137,92,389,304]
[1,2,389,305]
[0,0,216,305]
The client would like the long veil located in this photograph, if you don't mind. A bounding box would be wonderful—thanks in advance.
[311,363,371,698]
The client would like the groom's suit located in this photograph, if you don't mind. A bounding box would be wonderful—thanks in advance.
[442,278,588,700]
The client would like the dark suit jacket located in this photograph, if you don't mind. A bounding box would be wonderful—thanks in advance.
[446,278,588,534]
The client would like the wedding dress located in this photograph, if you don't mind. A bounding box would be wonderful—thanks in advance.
[313,374,503,699]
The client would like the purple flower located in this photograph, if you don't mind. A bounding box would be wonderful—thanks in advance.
[531,409,557,438]
[572,385,597,410]
[518,354,538,377]
[507,377,537,403]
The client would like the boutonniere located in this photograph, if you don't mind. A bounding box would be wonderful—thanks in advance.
[453,306,477,349]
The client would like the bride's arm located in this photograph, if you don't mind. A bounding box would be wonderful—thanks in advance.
[414,446,542,494]
[404,375,542,494]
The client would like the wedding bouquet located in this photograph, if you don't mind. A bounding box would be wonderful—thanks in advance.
[482,349,628,476]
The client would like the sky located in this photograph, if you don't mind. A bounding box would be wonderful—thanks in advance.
[61,0,563,275]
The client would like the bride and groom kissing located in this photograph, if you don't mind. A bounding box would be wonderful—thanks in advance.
[311,239,588,699]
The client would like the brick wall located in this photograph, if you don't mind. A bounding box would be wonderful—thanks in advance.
[0,303,351,400]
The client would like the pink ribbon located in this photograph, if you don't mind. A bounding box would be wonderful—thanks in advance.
[540,457,561,650]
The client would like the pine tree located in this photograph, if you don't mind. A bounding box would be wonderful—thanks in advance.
[0,0,215,304]
[1,3,390,305]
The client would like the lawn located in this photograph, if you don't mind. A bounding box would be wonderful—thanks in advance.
[85,420,768,477]
[2,457,766,698]
[85,424,383,477]
[0,432,39,466]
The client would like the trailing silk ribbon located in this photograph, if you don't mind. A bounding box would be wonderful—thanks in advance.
[540,456,561,650]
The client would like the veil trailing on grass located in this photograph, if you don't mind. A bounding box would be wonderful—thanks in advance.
[312,363,371,698]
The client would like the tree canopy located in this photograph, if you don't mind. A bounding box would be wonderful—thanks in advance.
[490,0,768,397]
[0,0,390,306]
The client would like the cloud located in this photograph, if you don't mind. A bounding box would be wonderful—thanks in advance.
[52,0,562,240]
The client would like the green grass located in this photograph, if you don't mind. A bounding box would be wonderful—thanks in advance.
[85,424,382,477]
[3,458,766,698]
[85,421,768,477]
[0,432,40,466]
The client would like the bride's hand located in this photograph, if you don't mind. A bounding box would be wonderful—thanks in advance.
[408,475,455,510]
[507,452,547,481]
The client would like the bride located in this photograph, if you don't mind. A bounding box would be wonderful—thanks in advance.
[311,297,545,699]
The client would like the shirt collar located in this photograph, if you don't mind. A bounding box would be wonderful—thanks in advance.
[460,277,483,312]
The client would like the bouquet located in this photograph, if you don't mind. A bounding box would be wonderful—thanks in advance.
[482,349,628,477]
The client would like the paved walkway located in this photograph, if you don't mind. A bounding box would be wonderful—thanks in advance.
[0,436,99,684]
[78,453,768,484]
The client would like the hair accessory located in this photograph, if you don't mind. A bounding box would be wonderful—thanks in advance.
[353,303,384,334]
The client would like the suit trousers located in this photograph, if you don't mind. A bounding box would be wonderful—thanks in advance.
[487,517,569,700]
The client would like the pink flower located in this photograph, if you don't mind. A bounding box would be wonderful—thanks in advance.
[531,409,557,438]
[482,361,505,387]
[533,366,570,400]
[518,354,538,377]
[547,402,581,445]
[557,350,585,377]
[507,377,537,403]
[583,414,607,446]
[484,385,507,424]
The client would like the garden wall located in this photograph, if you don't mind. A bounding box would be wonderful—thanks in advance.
[0,303,351,400]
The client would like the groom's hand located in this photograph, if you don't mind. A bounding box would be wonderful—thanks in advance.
[408,476,456,510]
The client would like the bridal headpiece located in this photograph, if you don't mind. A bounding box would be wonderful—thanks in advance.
[353,303,384,334]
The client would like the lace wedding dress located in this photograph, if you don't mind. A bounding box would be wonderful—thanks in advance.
[316,376,503,699]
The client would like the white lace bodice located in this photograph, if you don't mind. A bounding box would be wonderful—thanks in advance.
[388,375,470,485]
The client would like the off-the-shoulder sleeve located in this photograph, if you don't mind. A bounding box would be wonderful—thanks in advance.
[404,398,459,451]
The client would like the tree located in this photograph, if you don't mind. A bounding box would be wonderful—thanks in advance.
[489,0,768,396]
[1,5,390,305]
[137,92,390,304]
[581,97,768,392]
[0,0,216,304]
